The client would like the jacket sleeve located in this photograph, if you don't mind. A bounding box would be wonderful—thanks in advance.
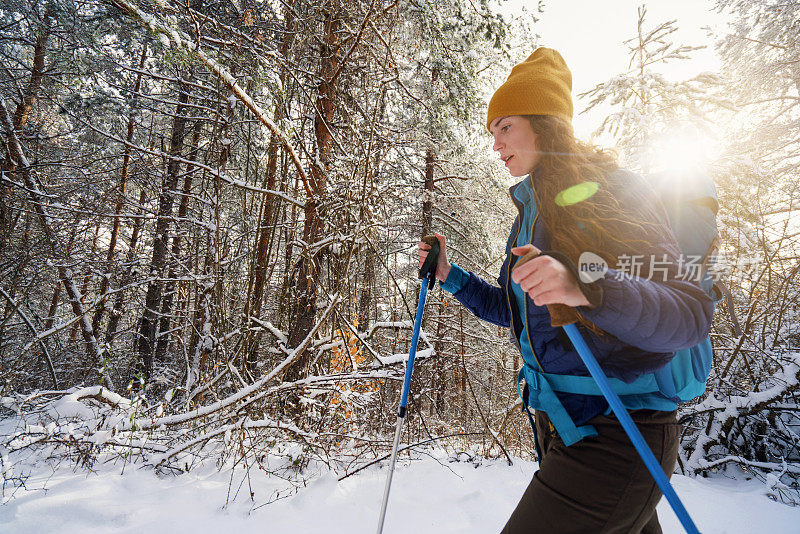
[439,262,511,328]
[578,264,714,353]
[576,173,715,353]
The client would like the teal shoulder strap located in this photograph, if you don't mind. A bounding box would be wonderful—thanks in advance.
[518,365,675,446]
[518,368,598,446]
[538,368,660,396]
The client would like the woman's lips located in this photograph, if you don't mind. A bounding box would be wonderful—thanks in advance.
[504,155,513,167]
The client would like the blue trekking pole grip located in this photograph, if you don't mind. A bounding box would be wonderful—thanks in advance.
[377,235,439,534]
[561,322,701,534]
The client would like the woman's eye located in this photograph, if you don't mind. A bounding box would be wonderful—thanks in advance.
[502,125,510,132]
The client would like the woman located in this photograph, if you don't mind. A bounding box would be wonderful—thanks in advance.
[418,48,713,533]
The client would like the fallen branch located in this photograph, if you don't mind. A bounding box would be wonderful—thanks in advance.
[337,432,484,481]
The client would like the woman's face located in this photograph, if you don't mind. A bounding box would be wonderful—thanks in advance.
[490,115,540,177]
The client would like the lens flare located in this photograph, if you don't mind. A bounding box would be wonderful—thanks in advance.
[555,181,599,206]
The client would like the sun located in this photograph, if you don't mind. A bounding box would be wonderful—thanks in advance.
[646,123,721,174]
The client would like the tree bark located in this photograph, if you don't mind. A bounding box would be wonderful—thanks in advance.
[70,224,100,342]
[1,12,51,253]
[285,2,340,380]
[137,80,190,380]
[188,82,235,389]
[244,4,295,380]
[155,118,203,359]
[422,149,434,236]
[106,189,147,342]
[13,13,51,130]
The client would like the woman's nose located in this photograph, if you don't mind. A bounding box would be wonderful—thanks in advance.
[492,136,502,152]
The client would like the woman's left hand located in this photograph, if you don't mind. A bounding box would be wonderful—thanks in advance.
[511,244,593,309]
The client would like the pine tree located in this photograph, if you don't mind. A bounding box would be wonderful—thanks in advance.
[580,5,726,173]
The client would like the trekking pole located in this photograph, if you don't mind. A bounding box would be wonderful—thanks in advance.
[376,236,439,534]
[561,322,701,534]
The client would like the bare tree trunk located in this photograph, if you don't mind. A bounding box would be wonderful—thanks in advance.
[243,132,280,378]
[244,5,295,380]
[188,171,223,391]
[40,227,76,334]
[286,2,340,380]
[106,189,147,342]
[137,81,190,380]
[69,224,100,343]
[421,65,439,237]
[432,300,445,415]
[155,118,203,359]
[422,149,434,236]
[13,13,51,131]
[280,172,300,329]
[357,244,375,330]
[1,11,51,253]
[356,86,386,332]
[188,85,233,390]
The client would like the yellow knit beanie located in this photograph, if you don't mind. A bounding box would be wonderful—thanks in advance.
[486,47,573,132]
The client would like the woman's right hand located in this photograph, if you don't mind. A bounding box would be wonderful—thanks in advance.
[418,232,451,282]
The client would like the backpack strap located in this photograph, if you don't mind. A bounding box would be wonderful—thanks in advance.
[518,367,598,446]
[518,364,677,446]
[519,384,544,461]
[521,363,661,397]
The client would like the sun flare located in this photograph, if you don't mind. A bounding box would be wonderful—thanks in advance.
[646,124,720,173]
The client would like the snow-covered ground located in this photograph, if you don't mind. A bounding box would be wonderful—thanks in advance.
[1,449,799,533]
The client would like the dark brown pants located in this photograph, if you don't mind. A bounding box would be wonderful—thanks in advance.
[502,409,680,534]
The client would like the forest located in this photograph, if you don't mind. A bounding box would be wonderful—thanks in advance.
[1,0,799,519]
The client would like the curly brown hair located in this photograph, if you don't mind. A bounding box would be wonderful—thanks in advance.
[525,115,674,334]
[526,115,667,270]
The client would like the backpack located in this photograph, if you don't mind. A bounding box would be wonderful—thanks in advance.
[518,169,727,446]
[649,169,720,402]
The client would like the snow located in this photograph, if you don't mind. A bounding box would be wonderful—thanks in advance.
[378,347,435,366]
[1,451,798,533]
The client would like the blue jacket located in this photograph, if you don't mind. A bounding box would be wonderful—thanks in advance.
[440,169,715,426]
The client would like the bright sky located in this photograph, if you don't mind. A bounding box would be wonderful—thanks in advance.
[496,0,728,141]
